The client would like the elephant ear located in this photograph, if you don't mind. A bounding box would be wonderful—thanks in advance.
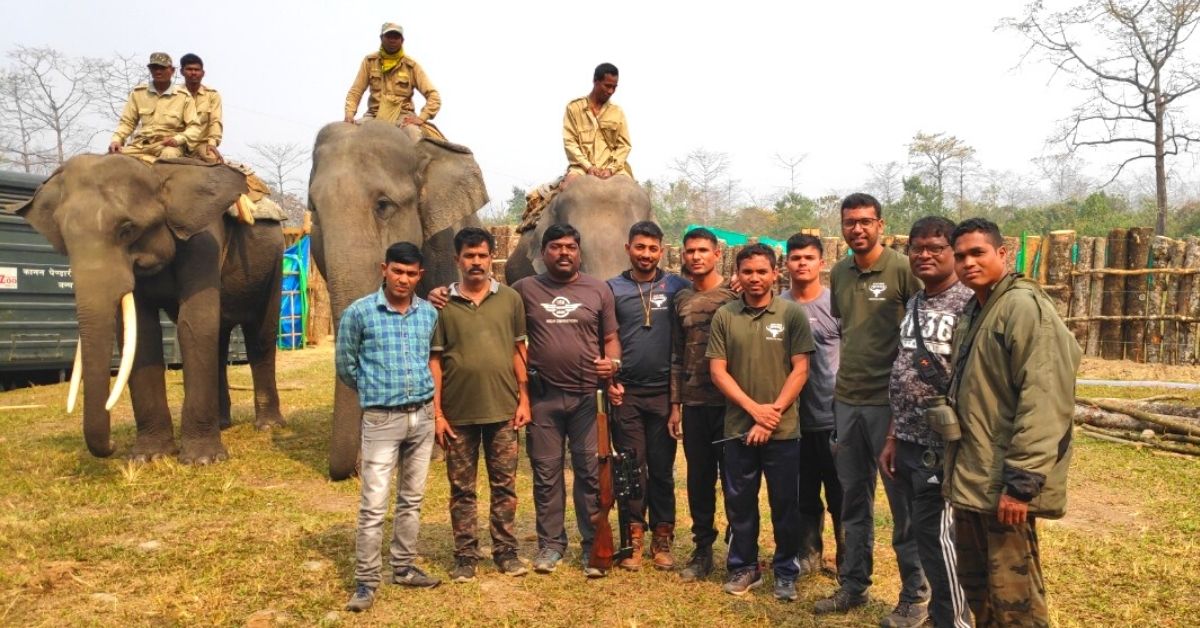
[152,162,247,240]
[14,169,67,253]
[415,140,487,241]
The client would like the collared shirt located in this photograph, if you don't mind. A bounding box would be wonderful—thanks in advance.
[829,246,921,405]
[335,289,437,409]
[431,280,527,425]
[111,83,203,149]
[190,84,223,147]
[705,295,816,440]
[344,54,440,122]
[607,269,690,389]
[670,279,739,405]
[781,288,839,431]
[563,96,632,176]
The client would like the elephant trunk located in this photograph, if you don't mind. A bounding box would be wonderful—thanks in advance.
[73,269,136,458]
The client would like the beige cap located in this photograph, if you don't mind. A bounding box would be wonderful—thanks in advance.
[380,22,404,36]
[147,52,173,67]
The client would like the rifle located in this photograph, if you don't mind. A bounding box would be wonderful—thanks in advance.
[588,389,641,573]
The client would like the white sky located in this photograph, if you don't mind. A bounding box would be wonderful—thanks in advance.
[5,0,1199,212]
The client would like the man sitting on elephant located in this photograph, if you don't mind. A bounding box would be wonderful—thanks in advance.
[180,52,223,164]
[107,52,203,163]
[563,62,633,187]
[344,22,445,141]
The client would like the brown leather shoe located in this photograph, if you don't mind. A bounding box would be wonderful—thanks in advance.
[651,523,675,570]
[617,524,644,571]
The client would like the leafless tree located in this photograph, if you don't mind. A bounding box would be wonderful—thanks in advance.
[0,69,50,172]
[908,131,975,206]
[774,152,807,194]
[247,142,309,197]
[86,52,145,120]
[1006,0,1200,234]
[1032,152,1095,201]
[866,160,904,206]
[6,46,96,166]
[671,148,739,223]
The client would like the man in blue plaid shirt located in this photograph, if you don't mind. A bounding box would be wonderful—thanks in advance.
[336,241,441,613]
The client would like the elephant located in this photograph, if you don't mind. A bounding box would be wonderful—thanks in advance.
[16,154,285,464]
[308,119,486,480]
[504,175,653,284]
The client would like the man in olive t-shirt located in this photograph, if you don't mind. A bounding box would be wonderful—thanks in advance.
[707,244,815,600]
[816,193,928,626]
[430,228,531,583]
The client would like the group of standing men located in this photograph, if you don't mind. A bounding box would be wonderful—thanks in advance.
[333,191,1080,628]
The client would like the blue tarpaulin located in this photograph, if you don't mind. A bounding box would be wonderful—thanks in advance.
[278,235,309,350]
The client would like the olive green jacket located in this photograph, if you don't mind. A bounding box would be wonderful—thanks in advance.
[944,274,1081,518]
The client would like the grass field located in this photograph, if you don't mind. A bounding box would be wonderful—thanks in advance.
[1,347,1198,627]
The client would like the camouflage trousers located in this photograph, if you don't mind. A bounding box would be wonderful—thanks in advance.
[445,421,520,560]
[954,509,1048,628]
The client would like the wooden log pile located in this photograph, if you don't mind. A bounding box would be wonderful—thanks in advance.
[1075,396,1200,456]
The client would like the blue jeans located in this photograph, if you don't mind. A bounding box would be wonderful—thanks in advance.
[353,404,435,587]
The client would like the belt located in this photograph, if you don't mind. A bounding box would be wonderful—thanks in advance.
[371,399,431,413]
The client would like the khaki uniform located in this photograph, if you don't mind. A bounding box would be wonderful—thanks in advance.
[110,83,202,163]
[188,85,223,163]
[945,273,1081,627]
[344,54,440,124]
[563,97,632,178]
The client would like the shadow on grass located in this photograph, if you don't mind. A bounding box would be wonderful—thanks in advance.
[301,519,456,588]
[271,407,334,478]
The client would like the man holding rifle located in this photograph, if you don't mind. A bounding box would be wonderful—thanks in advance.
[706,244,815,601]
[511,224,621,578]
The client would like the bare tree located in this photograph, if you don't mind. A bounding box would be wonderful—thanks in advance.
[1032,152,1095,201]
[671,148,738,223]
[86,52,145,120]
[774,152,807,194]
[866,160,904,206]
[1006,0,1200,234]
[7,46,96,165]
[0,69,50,172]
[908,131,975,206]
[951,145,979,216]
[247,142,309,196]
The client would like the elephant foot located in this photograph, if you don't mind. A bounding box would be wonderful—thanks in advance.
[129,433,178,462]
[254,412,287,431]
[178,438,229,466]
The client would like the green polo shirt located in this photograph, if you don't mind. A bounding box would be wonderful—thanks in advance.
[829,246,921,405]
[431,280,527,425]
[705,295,816,440]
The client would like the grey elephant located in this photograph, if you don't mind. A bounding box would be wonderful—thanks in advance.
[17,154,284,463]
[505,175,653,284]
[308,119,486,480]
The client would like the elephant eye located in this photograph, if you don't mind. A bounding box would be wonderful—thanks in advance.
[374,197,396,220]
[117,221,138,243]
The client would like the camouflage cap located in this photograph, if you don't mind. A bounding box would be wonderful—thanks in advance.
[147,52,173,67]
[380,22,404,36]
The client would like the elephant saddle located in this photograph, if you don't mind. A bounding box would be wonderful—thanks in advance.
[517,177,563,234]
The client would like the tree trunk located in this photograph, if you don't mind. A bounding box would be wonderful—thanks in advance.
[1100,229,1128,359]
[1155,94,1168,236]
[1086,237,1107,357]
[1070,236,1094,347]
[1125,227,1154,362]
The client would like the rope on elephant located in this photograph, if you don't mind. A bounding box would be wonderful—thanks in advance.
[517,177,563,234]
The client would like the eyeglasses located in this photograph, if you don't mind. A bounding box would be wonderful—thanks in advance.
[841,218,879,230]
[909,244,950,257]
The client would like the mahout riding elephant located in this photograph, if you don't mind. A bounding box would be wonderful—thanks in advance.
[505,175,653,284]
[17,154,284,464]
[308,119,486,480]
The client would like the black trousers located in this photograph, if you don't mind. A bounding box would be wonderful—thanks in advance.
[797,428,844,568]
[681,404,726,548]
[724,437,801,579]
[611,386,677,529]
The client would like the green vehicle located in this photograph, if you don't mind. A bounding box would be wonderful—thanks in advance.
[0,170,245,388]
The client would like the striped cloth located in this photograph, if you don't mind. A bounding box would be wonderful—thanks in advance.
[335,289,437,408]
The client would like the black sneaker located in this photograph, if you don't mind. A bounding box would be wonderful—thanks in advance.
[393,565,441,588]
[879,601,929,628]
[813,588,869,614]
[679,547,714,582]
[449,557,476,583]
[722,567,763,596]
[344,583,375,612]
[495,552,529,577]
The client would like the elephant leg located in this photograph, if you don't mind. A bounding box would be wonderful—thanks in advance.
[328,380,362,481]
[128,295,177,460]
[175,234,227,465]
[244,296,284,430]
[217,324,233,430]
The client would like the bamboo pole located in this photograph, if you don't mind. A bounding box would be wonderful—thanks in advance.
[1069,236,1095,347]
[1146,236,1174,363]
[1086,237,1106,357]
[1100,229,1128,359]
[1182,237,1200,364]
[1070,267,1200,276]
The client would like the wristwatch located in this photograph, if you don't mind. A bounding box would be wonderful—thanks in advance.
[610,358,622,374]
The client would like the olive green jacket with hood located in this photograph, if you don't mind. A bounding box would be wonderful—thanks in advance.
[944,273,1082,518]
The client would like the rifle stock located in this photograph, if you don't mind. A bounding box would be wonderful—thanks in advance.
[588,389,625,572]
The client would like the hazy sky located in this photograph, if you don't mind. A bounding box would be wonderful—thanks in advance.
[5,0,1199,212]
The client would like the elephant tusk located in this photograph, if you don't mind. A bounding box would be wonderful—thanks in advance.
[66,342,82,413]
[105,292,137,411]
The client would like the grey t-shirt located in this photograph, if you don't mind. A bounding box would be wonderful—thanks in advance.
[782,288,840,431]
